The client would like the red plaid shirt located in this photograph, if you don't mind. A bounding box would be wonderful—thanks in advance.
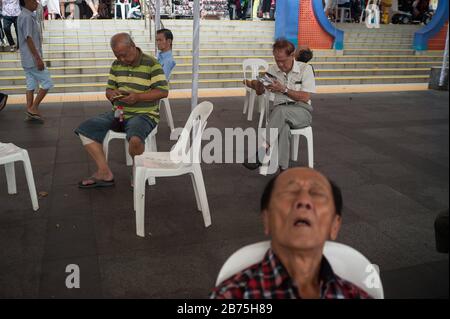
[211,248,372,299]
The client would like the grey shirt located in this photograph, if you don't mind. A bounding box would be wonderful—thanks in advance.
[17,7,42,68]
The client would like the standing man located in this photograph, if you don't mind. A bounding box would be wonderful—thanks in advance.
[18,0,54,122]
[243,38,316,172]
[156,28,176,81]
[75,33,168,188]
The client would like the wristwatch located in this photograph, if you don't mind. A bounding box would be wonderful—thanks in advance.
[283,87,289,95]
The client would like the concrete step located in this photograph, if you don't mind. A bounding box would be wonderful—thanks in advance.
[40,42,274,51]
[0,69,431,87]
[335,22,421,30]
[0,54,442,68]
[344,42,413,49]
[0,61,440,76]
[43,18,276,30]
[34,48,274,59]
[42,30,275,40]
[343,49,416,55]
[42,34,275,44]
[0,75,429,94]
[343,37,414,44]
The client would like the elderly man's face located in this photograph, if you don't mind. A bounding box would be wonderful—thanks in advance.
[112,42,137,66]
[263,168,341,252]
[273,49,294,73]
[156,33,171,52]
[26,0,39,11]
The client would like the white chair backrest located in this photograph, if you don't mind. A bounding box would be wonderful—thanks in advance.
[215,240,384,299]
[242,58,269,81]
[366,0,380,7]
[0,142,21,158]
[170,101,213,163]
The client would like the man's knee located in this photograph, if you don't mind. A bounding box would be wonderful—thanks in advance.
[129,136,144,155]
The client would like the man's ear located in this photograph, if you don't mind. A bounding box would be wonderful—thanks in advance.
[330,214,342,241]
[263,210,270,236]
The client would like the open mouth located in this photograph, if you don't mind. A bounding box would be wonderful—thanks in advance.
[294,218,311,227]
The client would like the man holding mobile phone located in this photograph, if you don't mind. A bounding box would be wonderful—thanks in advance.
[74,33,169,188]
[243,38,316,173]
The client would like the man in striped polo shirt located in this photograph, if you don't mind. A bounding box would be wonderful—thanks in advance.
[75,33,168,188]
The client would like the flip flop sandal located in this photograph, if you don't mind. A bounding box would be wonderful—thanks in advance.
[25,111,42,119]
[78,176,115,189]
[0,95,7,112]
[24,113,44,124]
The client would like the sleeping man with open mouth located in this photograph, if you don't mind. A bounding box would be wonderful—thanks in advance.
[211,167,372,299]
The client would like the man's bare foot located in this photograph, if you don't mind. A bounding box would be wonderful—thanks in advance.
[79,172,115,188]
[80,171,114,186]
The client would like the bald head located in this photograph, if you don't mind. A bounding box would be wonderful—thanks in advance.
[110,33,135,50]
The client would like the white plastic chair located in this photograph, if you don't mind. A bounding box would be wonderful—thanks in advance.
[242,58,269,121]
[160,98,175,132]
[0,143,39,211]
[103,126,158,166]
[215,241,384,299]
[361,0,380,28]
[114,0,132,19]
[257,91,274,129]
[133,101,213,237]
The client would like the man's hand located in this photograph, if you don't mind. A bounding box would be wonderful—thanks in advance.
[36,57,45,71]
[118,92,139,105]
[267,79,286,94]
[244,79,265,95]
[106,89,123,102]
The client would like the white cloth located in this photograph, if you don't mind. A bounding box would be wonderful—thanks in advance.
[47,0,61,15]
[1,0,21,17]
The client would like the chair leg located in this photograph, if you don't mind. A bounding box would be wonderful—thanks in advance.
[146,135,157,186]
[190,173,202,212]
[291,134,300,161]
[243,90,249,114]
[162,98,175,132]
[307,131,314,168]
[257,95,265,128]
[5,162,17,194]
[103,133,111,162]
[125,139,133,166]
[121,4,126,19]
[247,90,256,121]
[192,165,211,227]
[134,167,147,237]
[22,151,39,211]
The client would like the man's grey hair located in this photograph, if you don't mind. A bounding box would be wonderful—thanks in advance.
[110,33,135,49]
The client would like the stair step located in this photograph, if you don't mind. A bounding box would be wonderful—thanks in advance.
[0,75,429,94]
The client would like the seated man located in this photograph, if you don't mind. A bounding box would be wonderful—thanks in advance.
[243,39,316,172]
[156,28,176,81]
[75,33,168,188]
[210,167,371,299]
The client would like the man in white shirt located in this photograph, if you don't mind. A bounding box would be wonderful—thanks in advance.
[243,38,316,172]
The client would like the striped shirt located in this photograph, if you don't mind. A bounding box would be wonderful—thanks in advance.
[107,48,169,123]
[210,248,372,299]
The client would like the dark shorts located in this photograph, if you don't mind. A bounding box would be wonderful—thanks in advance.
[74,111,157,144]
